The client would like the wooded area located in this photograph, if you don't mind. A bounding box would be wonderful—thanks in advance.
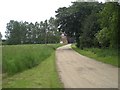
[2,2,120,49]
[4,17,60,44]
[56,2,119,49]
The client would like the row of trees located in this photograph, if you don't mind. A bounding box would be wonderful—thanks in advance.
[55,2,120,48]
[4,2,119,47]
[5,17,60,45]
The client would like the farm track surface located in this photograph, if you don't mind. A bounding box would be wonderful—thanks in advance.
[56,44,118,88]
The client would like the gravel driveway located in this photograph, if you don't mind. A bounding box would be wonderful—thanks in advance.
[56,44,118,88]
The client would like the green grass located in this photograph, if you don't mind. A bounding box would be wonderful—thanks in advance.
[2,44,61,75]
[72,44,119,67]
[2,44,63,88]
[3,52,63,88]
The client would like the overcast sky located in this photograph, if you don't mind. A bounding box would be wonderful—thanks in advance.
[0,0,105,39]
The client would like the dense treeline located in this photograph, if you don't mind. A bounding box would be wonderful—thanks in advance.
[55,2,120,49]
[4,2,119,48]
[5,17,60,45]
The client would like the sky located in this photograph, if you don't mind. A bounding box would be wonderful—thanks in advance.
[0,0,105,39]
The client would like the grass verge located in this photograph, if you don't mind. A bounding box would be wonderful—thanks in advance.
[3,52,63,88]
[72,44,119,67]
[2,44,63,88]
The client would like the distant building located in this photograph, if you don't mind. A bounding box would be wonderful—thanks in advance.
[67,36,75,43]
[60,32,68,44]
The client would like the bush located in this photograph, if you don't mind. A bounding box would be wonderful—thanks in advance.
[96,27,110,47]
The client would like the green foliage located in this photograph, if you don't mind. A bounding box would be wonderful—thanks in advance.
[56,2,103,48]
[96,27,110,47]
[98,2,119,48]
[5,17,60,45]
[56,2,119,49]
[80,12,101,48]
[2,44,62,75]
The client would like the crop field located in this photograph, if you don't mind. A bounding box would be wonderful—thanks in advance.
[2,44,63,88]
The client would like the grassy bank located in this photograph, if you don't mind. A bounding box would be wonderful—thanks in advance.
[72,44,118,67]
[2,44,63,88]
[3,52,63,88]
[2,44,61,75]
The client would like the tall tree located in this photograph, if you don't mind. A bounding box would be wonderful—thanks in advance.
[55,2,103,47]
[48,17,60,43]
[97,2,120,48]
[5,20,22,44]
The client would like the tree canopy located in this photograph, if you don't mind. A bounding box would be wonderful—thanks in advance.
[55,2,119,49]
[4,1,120,49]
[5,17,60,45]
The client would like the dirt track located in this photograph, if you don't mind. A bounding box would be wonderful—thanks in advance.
[56,44,118,88]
